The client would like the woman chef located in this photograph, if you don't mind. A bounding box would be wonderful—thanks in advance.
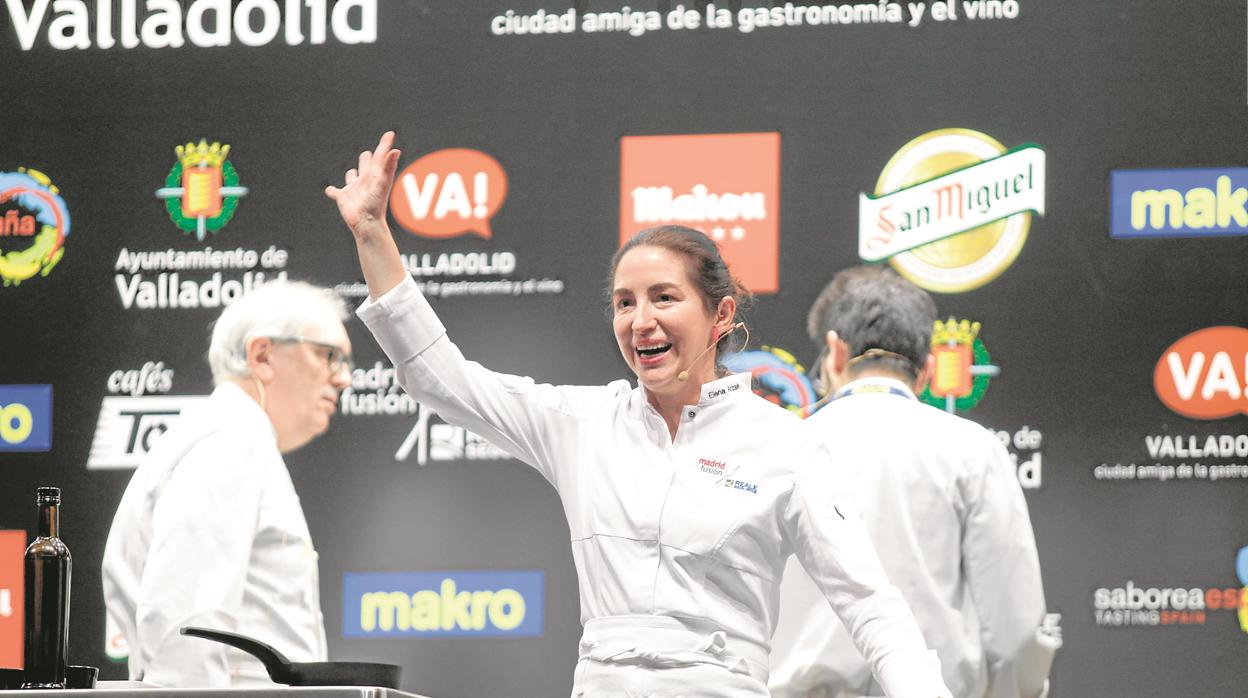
[326,132,950,698]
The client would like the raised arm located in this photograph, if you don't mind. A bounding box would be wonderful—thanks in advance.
[324,131,408,300]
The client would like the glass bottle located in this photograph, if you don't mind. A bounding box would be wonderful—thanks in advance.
[22,486,71,689]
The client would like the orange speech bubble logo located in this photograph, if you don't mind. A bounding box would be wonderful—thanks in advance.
[1154,326,1248,420]
[389,149,507,239]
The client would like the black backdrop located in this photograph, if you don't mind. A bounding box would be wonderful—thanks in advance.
[2,1,1247,696]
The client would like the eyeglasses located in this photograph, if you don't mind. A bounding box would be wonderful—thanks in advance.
[269,335,354,374]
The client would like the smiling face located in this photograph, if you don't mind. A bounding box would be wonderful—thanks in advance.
[261,319,353,453]
[611,245,732,404]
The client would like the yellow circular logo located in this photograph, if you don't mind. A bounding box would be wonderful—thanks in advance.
[874,128,1033,293]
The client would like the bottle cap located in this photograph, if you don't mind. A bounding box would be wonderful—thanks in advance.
[36,487,61,505]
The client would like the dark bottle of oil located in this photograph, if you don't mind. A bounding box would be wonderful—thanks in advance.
[22,487,71,689]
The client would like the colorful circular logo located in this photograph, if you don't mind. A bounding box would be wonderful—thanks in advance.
[0,168,70,287]
[722,346,817,414]
[874,128,1034,293]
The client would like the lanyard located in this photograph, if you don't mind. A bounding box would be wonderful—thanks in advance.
[832,381,914,402]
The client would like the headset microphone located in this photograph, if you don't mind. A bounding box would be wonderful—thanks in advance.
[677,322,747,382]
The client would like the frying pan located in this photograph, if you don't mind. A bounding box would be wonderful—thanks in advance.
[180,626,401,688]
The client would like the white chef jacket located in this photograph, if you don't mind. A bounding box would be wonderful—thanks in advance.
[769,377,1058,698]
[358,276,951,698]
[101,382,328,687]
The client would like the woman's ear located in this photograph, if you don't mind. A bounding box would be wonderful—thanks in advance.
[716,295,737,335]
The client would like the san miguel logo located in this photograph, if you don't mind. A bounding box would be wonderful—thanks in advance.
[621,132,781,293]
[155,140,249,242]
[389,149,508,239]
[860,129,1045,293]
[0,168,70,287]
[920,317,1000,414]
[1154,326,1248,420]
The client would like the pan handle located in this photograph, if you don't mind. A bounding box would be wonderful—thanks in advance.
[180,626,293,683]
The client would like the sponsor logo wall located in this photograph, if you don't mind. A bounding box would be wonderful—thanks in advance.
[5,2,1248,696]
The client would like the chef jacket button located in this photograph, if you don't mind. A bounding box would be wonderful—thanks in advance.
[687,410,696,419]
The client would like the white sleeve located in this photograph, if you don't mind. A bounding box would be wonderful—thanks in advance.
[135,433,265,687]
[962,437,1057,698]
[787,443,952,698]
[357,275,604,485]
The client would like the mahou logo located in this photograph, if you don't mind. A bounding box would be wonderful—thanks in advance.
[620,132,781,293]
[389,149,508,240]
[1154,326,1248,420]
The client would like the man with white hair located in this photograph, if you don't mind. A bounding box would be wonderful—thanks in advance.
[102,280,352,687]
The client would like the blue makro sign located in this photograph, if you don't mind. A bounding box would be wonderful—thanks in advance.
[343,570,544,638]
[0,384,52,452]
[1110,167,1248,238]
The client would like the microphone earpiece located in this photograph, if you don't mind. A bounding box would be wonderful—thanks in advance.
[677,322,747,382]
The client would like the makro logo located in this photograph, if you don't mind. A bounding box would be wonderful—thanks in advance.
[344,571,542,638]
[859,129,1045,293]
[621,132,781,293]
[0,530,24,668]
[0,384,52,452]
[1,168,70,287]
[389,149,508,240]
[1110,167,1248,238]
[721,346,816,415]
[1093,577,1248,629]
[156,140,249,241]
[6,0,376,51]
[1154,326,1248,420]
[919,317,1000,414]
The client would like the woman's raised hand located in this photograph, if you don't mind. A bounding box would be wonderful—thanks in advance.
[325,131,402,239]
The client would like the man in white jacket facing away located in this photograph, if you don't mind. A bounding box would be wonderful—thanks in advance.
[769,265,1060,698]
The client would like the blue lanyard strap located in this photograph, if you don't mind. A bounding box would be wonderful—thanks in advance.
[832,382,914,402]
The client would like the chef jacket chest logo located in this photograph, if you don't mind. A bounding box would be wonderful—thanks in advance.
[698,457,727,475]
[722,478,759,494]
[695,457,759,494]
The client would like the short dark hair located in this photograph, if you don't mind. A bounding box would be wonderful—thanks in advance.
[806,265,936,382]
[608,225,754,355]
